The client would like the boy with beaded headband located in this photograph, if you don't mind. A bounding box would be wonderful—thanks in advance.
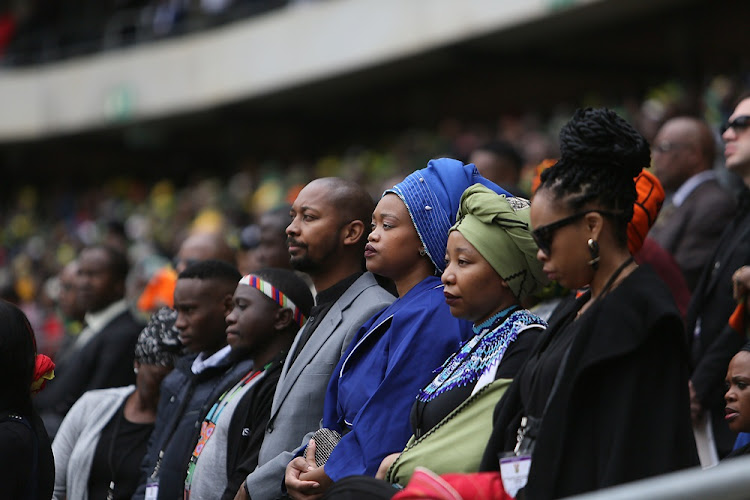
[183,268,313,500]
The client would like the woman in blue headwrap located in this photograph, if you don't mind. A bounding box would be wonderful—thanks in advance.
[284,159,510,498]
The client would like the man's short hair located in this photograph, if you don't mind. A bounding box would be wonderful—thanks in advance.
[179,260,241,285]
[84,244,129,283]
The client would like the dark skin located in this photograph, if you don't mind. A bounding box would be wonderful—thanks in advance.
[173,278,235,356]
[124,362,173,423]
[284,194,435,499]
[235,180,371,500]
[225,284,297,369]
[286,179,367,293]
[77,247,125,313]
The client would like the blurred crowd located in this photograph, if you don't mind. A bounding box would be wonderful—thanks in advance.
[0,72,747,359]
[4,67,750,499]
[0,0,310,65]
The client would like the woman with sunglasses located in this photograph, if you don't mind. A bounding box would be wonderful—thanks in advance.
[476,108,698,500]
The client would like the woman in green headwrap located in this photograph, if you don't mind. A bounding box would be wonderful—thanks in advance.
[364,183,550,489]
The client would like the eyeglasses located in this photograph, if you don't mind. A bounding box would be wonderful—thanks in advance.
[532,210,623,256]
[721,115,750,135]
[651,142,689,154]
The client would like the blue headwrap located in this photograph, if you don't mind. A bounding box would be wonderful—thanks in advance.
[384,158,512,273]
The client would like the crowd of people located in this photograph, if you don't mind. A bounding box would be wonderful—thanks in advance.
[1,74,743,359]
[2,95,750,500]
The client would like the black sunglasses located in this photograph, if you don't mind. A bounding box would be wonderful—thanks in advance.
[721,115,750,135]
[532,210,622,256]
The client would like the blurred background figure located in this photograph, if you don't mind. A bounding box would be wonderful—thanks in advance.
[173,231,236,274]
[236,223,261,275]
[469,140,528,197]
[133,254,178,319]
[687,94,750,463]
[255,205,293,270]
[52,306,182,500]
[649,116,737,291]
[35,244,145,437]
[52,259,87,365]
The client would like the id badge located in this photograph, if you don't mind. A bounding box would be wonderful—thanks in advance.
[145,481,159,500]
[500,453,531,498]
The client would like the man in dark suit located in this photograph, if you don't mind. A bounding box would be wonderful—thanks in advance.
[650,116,737,291]
[36,244,145,436]
[687,95,750,459]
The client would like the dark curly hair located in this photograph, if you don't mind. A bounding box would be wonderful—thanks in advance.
[538,108,651,247]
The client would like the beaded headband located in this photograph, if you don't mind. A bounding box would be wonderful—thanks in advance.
[238,274,306,327]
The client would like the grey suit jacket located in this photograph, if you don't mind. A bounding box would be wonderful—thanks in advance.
[244,272,394,499]
[650,178,736,291]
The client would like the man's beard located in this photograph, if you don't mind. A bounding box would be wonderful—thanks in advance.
[290,254,319,273]
[287,237,319,273]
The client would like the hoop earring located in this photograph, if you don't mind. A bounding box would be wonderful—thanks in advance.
[587,238,600,270]
[419,247,427,257]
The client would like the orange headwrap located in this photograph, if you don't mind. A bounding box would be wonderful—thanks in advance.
[137,266,178,314]
[627,169,665,254]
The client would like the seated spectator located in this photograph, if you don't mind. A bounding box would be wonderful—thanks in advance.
[52,259,86,365]
[479,108,697,498]
[35,244,145,437]
[52,306,182,499]
[133,260,252,500]
[469,140,528,197]
[649,116,737,291]
[256,205,294,270]
[724,341,750,458]
[184,268,313,499]
[0,299,55,500]
[236,223,261,275]
[236,177,395,500]
[377,184,548,486]
[325,184,549,499]
[285,159,510,496]
[686,94,750,460]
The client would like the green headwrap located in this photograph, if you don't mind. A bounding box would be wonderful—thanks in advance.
[450,184,549,301]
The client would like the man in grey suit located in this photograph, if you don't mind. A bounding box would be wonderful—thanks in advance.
[235,177,395,500]
[650,116,737,291]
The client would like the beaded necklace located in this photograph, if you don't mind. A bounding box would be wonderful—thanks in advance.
[417,308,546,402]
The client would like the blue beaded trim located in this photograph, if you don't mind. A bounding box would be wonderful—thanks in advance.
[417,309,546,403]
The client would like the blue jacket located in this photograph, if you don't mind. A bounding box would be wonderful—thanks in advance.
[322,275,473,480]
[133,352,253,500]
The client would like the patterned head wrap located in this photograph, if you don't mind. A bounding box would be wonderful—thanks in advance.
[451,184,549,301]
[384,158,512,273]
[628,169,664,255]
[238,274,307,327]
[135,306,183,367]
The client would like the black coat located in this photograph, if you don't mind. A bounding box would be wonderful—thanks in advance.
[685,193,750,457]
[481,265,698,500]
[221,353,285,500]
[133,351,254,500]
[0,409,54,500]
